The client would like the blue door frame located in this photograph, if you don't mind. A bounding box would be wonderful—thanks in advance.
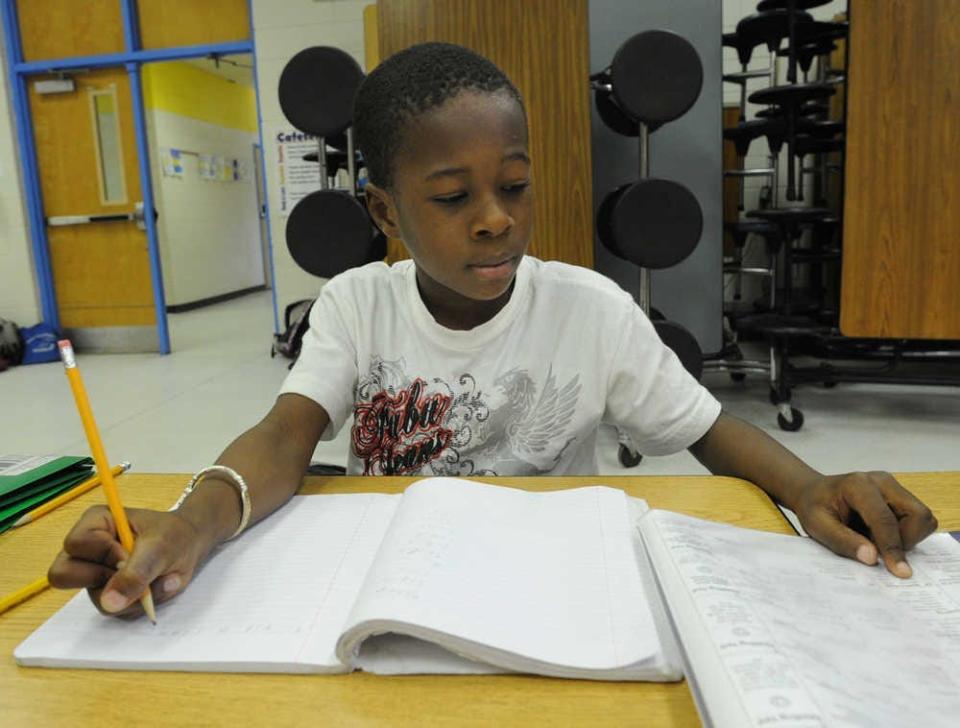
[0,0,279,353]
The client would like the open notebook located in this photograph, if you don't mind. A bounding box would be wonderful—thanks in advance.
[16,478,960,726]
[15,478,682,681]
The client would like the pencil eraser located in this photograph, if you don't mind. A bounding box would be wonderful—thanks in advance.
[58,340,76,368]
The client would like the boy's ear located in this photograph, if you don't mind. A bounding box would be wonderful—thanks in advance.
[364,183,402,240]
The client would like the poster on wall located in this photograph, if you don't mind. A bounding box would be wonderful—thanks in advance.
[277,130,322,214]
[199,154,215,180]
[160,148,184,178]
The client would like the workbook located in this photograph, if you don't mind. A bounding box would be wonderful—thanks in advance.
[15,479,960,727]
[15,478,683,681]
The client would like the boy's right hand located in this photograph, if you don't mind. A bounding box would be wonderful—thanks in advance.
[48,505,210,618]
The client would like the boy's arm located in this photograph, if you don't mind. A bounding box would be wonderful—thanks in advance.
[176,392,331,547]
[48,393,330,615]
[688,412,938,578]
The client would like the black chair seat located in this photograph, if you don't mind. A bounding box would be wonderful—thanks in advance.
[279,47,365,138]
[722,31,755,68]
[722,70,769,85]
[748,207,833,225]
[802,120,844,138]
[793,20,849,44]
[724,118,787,156]
[776,38,837,74]
[736,10,814,53]
[733,313,830,339]
[286,190,376,277]
[756,102,828,119]
[757,0,831,10]
[724,220,779,236]
[793,135,845,156]
[749,82,835,108]
[610,30,703,128]
[724,220,782,251]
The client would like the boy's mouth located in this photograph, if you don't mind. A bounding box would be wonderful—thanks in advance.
[467,255,519,281]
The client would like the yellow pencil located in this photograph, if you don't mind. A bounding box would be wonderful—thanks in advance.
[57,340,157,624]
[0,577,49,616]
[12,462,131,528]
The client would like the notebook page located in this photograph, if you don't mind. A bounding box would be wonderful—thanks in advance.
[16,494,399,672]
[640,510,960,728]
[338,478,666,676]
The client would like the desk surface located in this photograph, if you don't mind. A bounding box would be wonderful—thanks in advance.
[1,473,957,727]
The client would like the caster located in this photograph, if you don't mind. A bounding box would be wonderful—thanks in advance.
[730,372,747,383]
[618,444,643,468]
[822,381,837,389]
[777,407,804,432]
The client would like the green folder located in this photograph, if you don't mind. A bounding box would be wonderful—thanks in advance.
[0,456,94,535]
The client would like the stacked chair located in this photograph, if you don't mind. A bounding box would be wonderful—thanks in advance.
[278,46,386,280]
[591,30,706,465]
[706,0,848,431]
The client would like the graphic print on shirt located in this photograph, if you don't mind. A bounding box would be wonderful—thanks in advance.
[352,357,581,476]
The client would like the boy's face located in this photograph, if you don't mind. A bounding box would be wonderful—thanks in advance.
[365,90,533,311]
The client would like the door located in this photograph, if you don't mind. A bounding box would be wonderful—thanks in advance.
[253,143,271,289]
[29,67,158,351]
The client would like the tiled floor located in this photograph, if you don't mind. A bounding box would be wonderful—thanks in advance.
[2,290,959,477]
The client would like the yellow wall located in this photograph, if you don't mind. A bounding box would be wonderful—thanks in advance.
[142,62,257,133]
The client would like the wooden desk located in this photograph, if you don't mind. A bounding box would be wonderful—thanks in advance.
[1,473,957,727]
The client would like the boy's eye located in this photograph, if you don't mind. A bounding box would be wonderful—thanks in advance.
[432,192,467,205]
[503,181,531,194]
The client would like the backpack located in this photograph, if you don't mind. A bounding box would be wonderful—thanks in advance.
[271,298,315,368]
[0,318,24,368]
[20,321,60,364]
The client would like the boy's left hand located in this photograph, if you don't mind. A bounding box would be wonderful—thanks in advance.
[793,472,938,578]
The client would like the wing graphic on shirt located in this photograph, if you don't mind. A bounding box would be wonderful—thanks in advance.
[503,366,581,460]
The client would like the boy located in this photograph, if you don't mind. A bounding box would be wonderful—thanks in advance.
[49,43,937,618]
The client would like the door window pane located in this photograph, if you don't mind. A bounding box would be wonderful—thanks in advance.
[90,89,127,204]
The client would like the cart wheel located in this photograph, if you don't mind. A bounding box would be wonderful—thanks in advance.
[730,372,747,383]
[777,407,804,432]
[618,444,643,468]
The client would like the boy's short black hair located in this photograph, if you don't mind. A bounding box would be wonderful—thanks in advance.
[353,42,526,189]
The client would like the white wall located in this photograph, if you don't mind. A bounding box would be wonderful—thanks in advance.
[0,32,40,327]
[251,0,368,318]
[147,110,264,307]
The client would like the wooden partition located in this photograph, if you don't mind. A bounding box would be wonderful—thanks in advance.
[841,0,960,339]
[372,0,594,268]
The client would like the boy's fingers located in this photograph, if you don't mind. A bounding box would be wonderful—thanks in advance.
[92,570,185,617]
[841,477,911,578]
[875,474,939,550]
[99,537,168,613]
[802,509,878,565]
[62,525,128,567]
[48,552,116,589]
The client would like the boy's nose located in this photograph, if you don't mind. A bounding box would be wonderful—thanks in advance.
[471,197,513,239]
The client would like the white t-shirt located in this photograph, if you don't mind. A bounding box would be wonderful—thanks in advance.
[280,256,721,476]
